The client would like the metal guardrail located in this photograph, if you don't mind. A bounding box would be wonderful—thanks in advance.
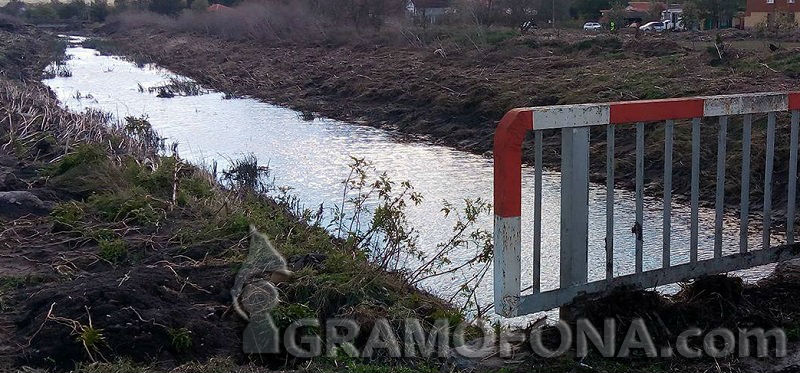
[493,92,800,318]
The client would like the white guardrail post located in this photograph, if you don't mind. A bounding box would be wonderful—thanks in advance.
[493,109,532,317]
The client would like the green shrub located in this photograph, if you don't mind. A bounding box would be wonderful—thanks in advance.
[430,308,464,328]
[483,29,518,45]
[26,3,58,23]
[223,213,250,235]
[98,238,128,263]
[88,189,163,225]
[123,157,174,197]
[123,116,162,151]
[149,0,185,16]
[80,326,105,350]
[81,38,123,56]
[272,303,318,330]
[46,144,125,198]
[190,0,208,11]
[176,173,214,205]
[168,327,193,352]
[768,52,800,78]
[51,201,86,227]
[46,144,106,176]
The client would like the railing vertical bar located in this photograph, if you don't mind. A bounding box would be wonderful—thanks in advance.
[560,128,590,302]
[606,125,614,280]
[690,118,700,263]
[663,120,673,268]
[714,116,728,259]
[763,112,776,250]
[635,122,644,274]
[533,131,543,294]
[740,114,752,254]
[789,110,800,245]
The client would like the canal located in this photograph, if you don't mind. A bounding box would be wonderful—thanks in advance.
[43,36,772,321]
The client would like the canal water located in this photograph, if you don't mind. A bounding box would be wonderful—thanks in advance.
[43,36,773,321]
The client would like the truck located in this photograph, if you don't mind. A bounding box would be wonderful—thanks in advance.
[661,6,685,31]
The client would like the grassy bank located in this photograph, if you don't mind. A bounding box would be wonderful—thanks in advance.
[101,24,800,225]
[0,27,462,372]
[6,24,800,373]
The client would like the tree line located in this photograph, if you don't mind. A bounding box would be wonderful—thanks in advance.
[0,0,745,29]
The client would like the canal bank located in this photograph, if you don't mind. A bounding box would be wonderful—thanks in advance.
[43,32,791,323]
[100,25,800,219]
[3,26,800,373]
[0,28,461,372]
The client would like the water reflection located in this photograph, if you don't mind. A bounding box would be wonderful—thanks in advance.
[43,39,775,322]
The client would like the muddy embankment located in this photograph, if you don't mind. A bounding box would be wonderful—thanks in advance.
[0,26,458,372]
[4,25,800,373]
[105,28,800,219]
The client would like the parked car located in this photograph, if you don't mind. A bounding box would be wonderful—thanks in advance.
[639,21,666,32]
[583,22,602,31]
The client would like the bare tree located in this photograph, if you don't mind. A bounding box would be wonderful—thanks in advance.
[647,0,665,22]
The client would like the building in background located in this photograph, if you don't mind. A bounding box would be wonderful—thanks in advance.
[600,1,666,26]
[662,3,683,26]
[744,0,800,28]
[406,0,452,24]
[207,3,230,12]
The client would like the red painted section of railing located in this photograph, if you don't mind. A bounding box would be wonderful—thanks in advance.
[493,91,800,217]
[493,109,533,218]
[609,98,705,124]
[494,90,800,317]
[790,92,800,110]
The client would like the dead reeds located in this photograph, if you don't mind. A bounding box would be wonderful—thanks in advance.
[0,78,160,162]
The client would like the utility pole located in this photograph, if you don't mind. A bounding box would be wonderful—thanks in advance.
[552,0,555,28]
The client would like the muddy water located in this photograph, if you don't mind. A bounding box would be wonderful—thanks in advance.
[43,37,774,321]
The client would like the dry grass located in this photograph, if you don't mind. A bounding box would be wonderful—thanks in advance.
[107,4,381,46]
[107,2,525,50]
[0,79,159,161]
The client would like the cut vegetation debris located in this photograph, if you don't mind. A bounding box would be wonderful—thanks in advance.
[141,77,207,98]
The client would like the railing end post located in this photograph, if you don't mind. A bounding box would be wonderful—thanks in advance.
[493,108,531,318]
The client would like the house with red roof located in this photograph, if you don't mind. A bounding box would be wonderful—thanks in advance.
[744,0,800,28]
[207,3,230,12]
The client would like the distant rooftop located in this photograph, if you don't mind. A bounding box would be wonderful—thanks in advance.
[409,0,451,9]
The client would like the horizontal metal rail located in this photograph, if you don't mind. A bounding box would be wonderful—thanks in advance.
[494,91,800,318]
[518,243,800,314]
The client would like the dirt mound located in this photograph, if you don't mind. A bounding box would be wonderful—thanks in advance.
[0,26,58,81]
[562,36,623,54]
[623,37,685,57]
[570,275,782,345]
[14,265,242,370]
